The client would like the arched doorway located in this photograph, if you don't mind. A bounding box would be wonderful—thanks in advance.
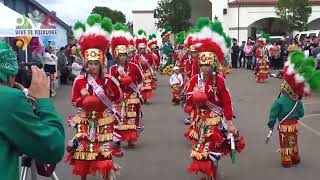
[247,17,287,40]
[307,18,320,30]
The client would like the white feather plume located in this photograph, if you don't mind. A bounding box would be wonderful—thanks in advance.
[294,73,305,83]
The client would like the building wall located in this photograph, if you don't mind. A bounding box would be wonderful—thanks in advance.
[55,23,68,48]
[4,0,68,48]
[132,11,157,36]
[218,5,320,42]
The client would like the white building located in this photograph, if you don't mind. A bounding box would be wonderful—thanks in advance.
[132,10,157,35]
[133,0,320,42]
[213,0,320,42]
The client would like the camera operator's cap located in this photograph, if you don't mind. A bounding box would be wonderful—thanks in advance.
[173,66,180,70]
[0,41,18,82]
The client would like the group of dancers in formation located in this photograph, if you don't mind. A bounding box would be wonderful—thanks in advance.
[64,13,320,180]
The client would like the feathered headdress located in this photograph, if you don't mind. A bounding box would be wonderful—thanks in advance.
[282,51,320,100]
[135,29,147,50]
[256,31,270,44]
[128,36,135,52]
[175,31,185,49]
[110,23,131,60]
[192,17,231,67]
[73,13,112,66]
[161,26,171,42]
[148,34,157,50]
[184,28,196,52]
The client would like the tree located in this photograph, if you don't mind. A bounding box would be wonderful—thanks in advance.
[67,28,75,44]
[275,0,312,33]
[91,6,126,24]
[126,21,133,34]
[155,0,191,34]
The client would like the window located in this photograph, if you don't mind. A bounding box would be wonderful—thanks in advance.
[299,34,306,41]
[309,33,316,38]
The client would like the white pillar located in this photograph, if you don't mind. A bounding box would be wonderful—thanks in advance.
[209,0,229,34]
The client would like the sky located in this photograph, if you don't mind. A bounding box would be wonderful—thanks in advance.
[36,0,158,26]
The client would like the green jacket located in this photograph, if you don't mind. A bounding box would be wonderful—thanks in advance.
[0,86,65,180]
[268,94,304,129]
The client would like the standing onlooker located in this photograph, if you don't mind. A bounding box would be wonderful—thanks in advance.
[239,41,246,68]
[302,37,311,57]
[270,42,281,69]
[231,38,240,68]
[57,47,70,84]
[287,39,299,54]
[43,47,58,96]
[71,56,83,81]
[252,41,258,70]
[311,37,320,58]
[281,43,289,64]
[43,48,58,75]
[244,40,254,69]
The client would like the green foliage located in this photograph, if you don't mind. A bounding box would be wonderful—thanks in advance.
[155,0,192,33]
[275,0,312,32]
[91,6,126,24]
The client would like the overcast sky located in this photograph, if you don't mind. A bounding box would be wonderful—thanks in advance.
[36,0,158,25]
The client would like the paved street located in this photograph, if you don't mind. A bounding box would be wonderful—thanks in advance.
[42,69,320,180]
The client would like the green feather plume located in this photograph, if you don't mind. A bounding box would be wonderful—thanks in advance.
[138,29,147,36]
[194,17,231,48]
[87,13,102,26]
[101,17,112,33]
[113,23,128,32]
[74,21,86,31]
[309,71,320,93]
[148,34,156,41]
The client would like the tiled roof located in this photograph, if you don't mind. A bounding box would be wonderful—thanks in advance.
[229,0,320,6]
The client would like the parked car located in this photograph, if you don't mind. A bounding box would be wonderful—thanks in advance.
[294,30,320,41]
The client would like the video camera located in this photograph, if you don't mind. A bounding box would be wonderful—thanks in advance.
[15,62,50,88]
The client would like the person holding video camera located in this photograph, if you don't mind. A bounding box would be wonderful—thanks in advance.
[0,41,65,180]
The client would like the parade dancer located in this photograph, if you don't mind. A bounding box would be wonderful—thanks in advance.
[160,27,173,74]
[222,49,232,74]
[127,38,136,63]
[267,51,320,168]
[109,23,144,148]
[184,17,245,180]
[169,66,184,105]
[175,31,187,76]
[147,34,158,90]
[148,34,161,71]
[66,14,123,180]
[183,31,199,125]
[255,32,270,83]
[134,30,155,103]
[184,32,199,79]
